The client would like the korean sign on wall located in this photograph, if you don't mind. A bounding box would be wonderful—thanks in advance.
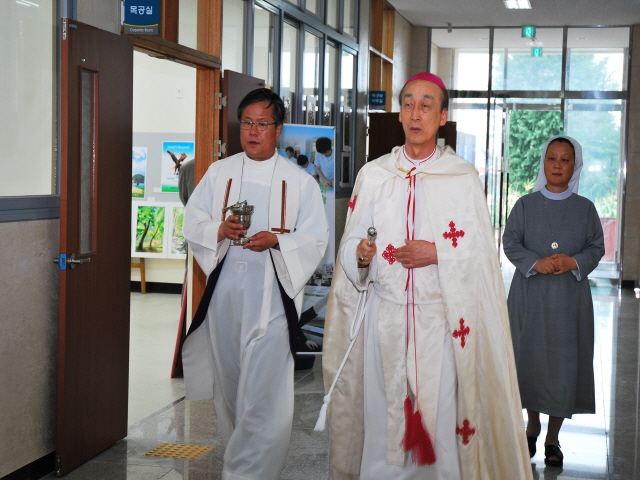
[123,0,160,35]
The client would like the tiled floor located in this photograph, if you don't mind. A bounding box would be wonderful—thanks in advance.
[40,280,640,480]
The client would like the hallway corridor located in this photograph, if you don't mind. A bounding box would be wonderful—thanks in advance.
[40,284,639,480]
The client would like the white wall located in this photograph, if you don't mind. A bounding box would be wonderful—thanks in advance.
[391,11,413,113]
[133,51,197,133]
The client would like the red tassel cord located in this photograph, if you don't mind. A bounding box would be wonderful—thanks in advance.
[411,408,437,465]
[402,396,437,466]
[402,397,417,450]
[400,167,437,466]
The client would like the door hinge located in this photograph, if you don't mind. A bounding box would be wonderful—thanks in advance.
[213,140,227,157]
[56,454,62,476]
[62,18,67,40]
[214,93,227,110]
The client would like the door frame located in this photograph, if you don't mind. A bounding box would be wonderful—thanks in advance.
[126,0,222,328]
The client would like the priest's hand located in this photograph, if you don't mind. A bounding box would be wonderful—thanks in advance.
[218,215,247,242]
[244,231,279,252]
[395,239,437,268]
[551,254,578,275]
[356,238,376,267]
[533,256,556,274]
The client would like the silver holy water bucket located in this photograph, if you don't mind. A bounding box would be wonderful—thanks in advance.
[223,200,255,246]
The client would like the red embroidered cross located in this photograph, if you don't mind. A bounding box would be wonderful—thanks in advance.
[382,244,397,265]
[452,318,470,348]
[456,420,476,445]
[443,221,465,248]
[348,195,357,210]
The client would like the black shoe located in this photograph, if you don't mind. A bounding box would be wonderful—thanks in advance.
[527,435,537,458]
[544,443,563,466]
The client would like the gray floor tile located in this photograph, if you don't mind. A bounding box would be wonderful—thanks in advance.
[39,286,640,480]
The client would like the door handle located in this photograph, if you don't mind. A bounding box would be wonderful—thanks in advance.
[53,253,91,270]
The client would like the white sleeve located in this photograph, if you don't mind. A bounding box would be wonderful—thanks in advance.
[183,166,230,276]
[340,200,376,290]
[270,174,329,299]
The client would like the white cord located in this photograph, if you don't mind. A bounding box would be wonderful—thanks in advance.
[314,288,368,432]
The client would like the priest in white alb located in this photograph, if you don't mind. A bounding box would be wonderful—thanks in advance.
[182,88,328,480]
[320,73,533,480]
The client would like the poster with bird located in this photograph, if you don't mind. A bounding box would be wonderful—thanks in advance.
[161,141,194,192]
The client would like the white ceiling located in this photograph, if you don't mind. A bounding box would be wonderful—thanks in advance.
[430,26,631,49]
[387,0,640,29]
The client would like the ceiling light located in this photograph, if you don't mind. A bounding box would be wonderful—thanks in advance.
[16,0,40,5]
[504,0,531,9]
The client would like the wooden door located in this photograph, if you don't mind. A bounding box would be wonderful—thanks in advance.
[368,112,404,160]
[55,19,133,476]
[221,70,265,158]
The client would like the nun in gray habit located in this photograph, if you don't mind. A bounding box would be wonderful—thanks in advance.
[503,135,605,468]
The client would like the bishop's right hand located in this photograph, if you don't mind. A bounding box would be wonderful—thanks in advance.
[356,238,376,267]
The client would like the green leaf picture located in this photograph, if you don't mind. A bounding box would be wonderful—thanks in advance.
[135,205,165,253]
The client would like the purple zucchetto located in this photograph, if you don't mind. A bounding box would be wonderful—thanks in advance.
[404,73,447,91]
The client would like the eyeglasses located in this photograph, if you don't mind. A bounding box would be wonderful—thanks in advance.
[239,121,277,131]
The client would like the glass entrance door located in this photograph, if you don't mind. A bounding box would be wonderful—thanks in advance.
[486,98,562,281]
[564,99,624,273]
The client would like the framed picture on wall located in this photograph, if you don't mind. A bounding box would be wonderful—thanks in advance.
[166,204,187,259]
[131,202,168,258]
[132,146,147,198]
[161,141,195,193]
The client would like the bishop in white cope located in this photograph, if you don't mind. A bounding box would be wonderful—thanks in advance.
[182,88,328,480]
[322,73,533,480]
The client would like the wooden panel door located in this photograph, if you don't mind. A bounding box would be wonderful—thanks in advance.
[221,70,265,158]
[368,112,404,160]
[55,19,133,476]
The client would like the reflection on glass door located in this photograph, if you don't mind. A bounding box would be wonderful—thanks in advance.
[565,99,624,270]
[486,97,506,247]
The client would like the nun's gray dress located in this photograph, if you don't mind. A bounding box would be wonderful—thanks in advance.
[503,191,605,418]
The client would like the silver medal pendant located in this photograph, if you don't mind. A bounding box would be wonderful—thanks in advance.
[551,242,559,250]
